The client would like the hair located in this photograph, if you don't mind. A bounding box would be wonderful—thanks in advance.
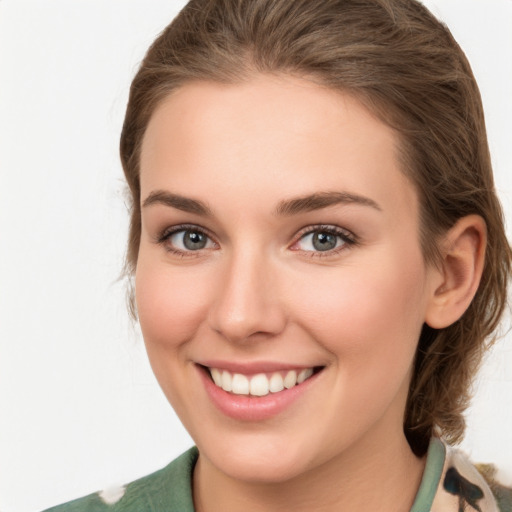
[120,0,511,456]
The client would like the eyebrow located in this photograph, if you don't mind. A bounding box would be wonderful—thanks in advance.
[141,190,381,217]
[275,191,381,215]
[142,190,212,217]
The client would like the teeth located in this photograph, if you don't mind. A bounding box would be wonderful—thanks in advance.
[211,368,222,386]
[297,368,313,383]
[269,373,284,393]
[209,367,315,396]
[250,374,269,396]
[284,370,297,389]
[232,373,249,395]
[221,370,232,392]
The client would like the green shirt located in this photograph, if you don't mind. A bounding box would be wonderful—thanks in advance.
[42,439,511,512]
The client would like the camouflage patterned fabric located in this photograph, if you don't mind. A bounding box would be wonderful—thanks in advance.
[43,439,511,512]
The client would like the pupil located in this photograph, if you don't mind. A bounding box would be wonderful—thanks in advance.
[312,232,337,251]
[184,231,207,250]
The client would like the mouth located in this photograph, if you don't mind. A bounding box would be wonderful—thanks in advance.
[197,363,326,421]
[202,365,323,397]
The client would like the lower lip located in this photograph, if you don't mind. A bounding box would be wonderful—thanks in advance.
[198,366,322,421]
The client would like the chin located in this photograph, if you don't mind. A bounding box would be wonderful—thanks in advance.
[196,430,323,484]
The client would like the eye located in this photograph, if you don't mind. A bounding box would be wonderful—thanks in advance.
[158,226,217,253]
[292,226,356,254]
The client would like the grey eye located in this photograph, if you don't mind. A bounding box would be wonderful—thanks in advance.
[183,231,207,250]
[296,230,345,252]
[312,232,338,251]
[170,229,213,251]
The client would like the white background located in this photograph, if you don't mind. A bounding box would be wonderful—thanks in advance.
[0,1,511,511]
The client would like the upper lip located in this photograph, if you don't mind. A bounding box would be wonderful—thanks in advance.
[197,360,323,374]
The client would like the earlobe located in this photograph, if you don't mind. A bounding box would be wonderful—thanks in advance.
[425,215,487,329]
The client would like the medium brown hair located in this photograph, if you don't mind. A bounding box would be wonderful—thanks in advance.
[120,0,511,456]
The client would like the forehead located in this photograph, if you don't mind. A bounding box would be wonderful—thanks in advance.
[139,74,417,221]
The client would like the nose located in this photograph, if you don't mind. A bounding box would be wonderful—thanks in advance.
[207,250,287,344]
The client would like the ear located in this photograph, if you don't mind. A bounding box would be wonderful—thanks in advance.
[425,215,487,329]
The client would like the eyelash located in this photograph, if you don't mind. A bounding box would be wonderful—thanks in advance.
[291,224,357,258]
[155,223,357,258]
[156,224,217,258]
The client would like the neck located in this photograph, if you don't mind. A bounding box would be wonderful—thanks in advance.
[193,431,426,512]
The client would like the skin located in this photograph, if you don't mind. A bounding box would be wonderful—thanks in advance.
[135,74,485,511]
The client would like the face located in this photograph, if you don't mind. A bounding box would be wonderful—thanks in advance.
[136,75,439,483]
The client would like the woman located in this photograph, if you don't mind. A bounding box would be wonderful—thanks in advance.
[44,0,511,510]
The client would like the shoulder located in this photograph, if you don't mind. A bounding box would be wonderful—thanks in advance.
[432,439,512,512]
[41,447,198,512]
[475,463,512,512]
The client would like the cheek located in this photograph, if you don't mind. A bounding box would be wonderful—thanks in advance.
[135,259,212,349]
[292,257,427,432]
[292,256,427,367]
